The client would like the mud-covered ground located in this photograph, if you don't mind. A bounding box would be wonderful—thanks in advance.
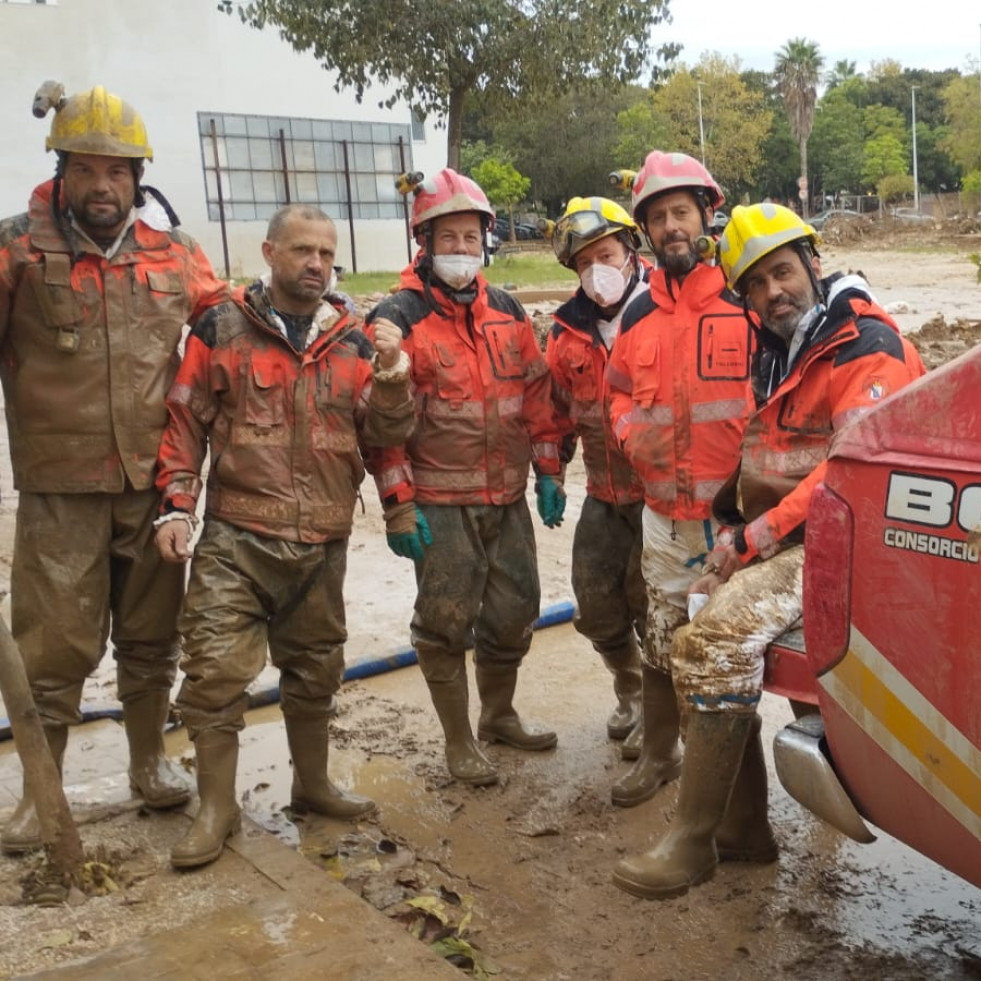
[0,239,979,979]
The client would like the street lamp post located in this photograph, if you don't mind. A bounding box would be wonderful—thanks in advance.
[696,81,706,167]
[911,85,920,212]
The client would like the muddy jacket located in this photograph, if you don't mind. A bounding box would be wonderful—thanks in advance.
[714,273,926,561]
[156,282,414,543]
[547,277,646,506]
[365,260,560,507]
[0,180,228,493]
[607,262,754,520]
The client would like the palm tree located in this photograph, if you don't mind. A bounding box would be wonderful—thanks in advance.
[826,59,857,90]
[774,38,824,218]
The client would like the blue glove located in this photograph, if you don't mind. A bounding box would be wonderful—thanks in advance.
[385,504,433,561]
[536,475,566,528]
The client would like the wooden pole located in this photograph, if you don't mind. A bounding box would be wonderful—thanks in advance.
[0,618,83,880]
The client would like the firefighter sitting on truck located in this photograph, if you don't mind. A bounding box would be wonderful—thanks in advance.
[612,202,926,901]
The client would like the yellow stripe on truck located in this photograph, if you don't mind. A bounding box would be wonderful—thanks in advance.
[820,625,981,839]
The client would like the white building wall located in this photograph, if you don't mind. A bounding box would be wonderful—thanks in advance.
[0,0,446,275]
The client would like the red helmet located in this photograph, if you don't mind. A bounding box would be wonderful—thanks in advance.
[411,168,495,236]
[631,150,724,223]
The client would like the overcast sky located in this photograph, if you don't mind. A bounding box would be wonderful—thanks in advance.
[658,0,981,76]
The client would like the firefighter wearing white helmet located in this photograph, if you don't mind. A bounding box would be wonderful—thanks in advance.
[612,202,926,901]
[0,84,228,854]
[545,196,651,764]
[605,151,755,814]
[366,169,561,787]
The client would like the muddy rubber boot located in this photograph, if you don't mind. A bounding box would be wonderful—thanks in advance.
[123,690,192,809]
[1,725,68,855]
[425,666,499,786]
[612,711,755,900]
[600,640,643,740]
[171,729,241,870]
[611,667,682,807]
[285,714,376,819]
[475,663,557,751]
[715,714,779,863]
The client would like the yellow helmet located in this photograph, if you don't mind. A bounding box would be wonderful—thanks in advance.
[718,203,820,290]
[552,196,640,268]
[42,84,153,161]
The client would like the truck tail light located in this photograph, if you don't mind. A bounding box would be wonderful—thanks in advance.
[803,483,853,675]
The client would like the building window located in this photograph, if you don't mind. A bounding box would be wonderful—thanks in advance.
[411,109,426,143]
[198,111,415,223]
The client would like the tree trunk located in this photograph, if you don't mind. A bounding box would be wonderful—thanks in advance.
[507,203,517,243]
[446,85,465,171]
[0,619,83,881]
[800,137,810,219]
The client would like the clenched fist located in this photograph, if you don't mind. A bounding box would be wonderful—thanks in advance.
[371,318,404,370]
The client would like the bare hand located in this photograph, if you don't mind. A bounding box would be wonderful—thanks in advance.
[155,520,192,562]
[689,571,724,597]
[371,318,403,370]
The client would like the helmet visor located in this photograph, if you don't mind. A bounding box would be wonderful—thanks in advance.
[553,210,621,266]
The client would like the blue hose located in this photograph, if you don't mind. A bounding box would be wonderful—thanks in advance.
[0,600,576,741]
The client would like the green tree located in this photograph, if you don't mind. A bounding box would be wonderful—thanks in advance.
[809,86,866,201]
[615,56,771,202]
[940,68,981,180]
[826,59,858,90]
[862,133,907,187]
[774,37,824,217]
[471,158,531,240]
[218,0,679,170]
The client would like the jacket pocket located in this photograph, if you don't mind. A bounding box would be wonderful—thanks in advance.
[433,342,472,401]
[565,347,598,401]
[244,361,286,427]
[631,333,660,405]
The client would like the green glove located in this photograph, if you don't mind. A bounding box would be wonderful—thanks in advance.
[385,504,433,561]
[536,475,566,528]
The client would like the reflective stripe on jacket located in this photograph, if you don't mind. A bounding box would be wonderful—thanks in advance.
[607,262,753,520]
[0,180,228,493]
[715,273,927,561]
[156,283,414,543]
[366,261,559,506]
[547,281,645,506]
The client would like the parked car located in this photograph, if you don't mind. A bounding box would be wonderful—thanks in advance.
[889,207,933,224]
[765,344,981,891]
[808,208,862,231]
[711,210,729,230]
[494,217,542,241]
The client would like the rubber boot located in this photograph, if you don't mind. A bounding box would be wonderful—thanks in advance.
[425,662,498,786]
[171,729,241,869]
[1,725,68,855]
[285,714,375,819]
[599,640,643,740]
[123,690,192,809]
[612,712,755,899]
[611,666,682,807]
[715,714,779,863]
[475,663,557,751]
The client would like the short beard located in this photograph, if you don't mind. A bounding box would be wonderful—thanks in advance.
[657,243,699,278]
[79,203,127,229]
[765,285,821,342]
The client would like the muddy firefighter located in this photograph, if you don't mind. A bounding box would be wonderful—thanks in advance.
[152,204,413,868]
[612,202,926,900]
[545,197,651,761]
[367,169,561,787]
[0,84,228,853]
[606,151,754,810]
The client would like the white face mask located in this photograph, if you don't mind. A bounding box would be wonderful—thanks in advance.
[580,256,631,307]
[432,254,483,290]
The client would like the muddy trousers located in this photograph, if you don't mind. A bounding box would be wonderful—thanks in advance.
[571,497,646,739]
[3,488,188,853]
[411,501,555,784]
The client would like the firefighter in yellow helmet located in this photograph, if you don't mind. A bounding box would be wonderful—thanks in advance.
[0,84,228,854]
[612,202,926,900]
[545,196,651,763]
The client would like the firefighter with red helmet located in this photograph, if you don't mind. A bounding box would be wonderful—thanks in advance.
[612,202,926,900]
[546,197,650,761]
[366,169,561,786]
[606,151,755,810]
[0,84,228,854]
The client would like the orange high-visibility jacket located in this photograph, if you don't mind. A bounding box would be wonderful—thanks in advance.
[156,283,414,543]
[608,262,754,520]
[715,273,927,561]
[366,262,560,507]
[0,180,228,493]
[547,284,645,507]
